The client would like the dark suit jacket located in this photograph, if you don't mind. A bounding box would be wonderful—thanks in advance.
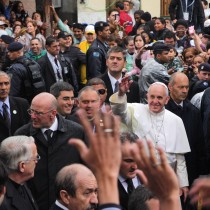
[14,114,86,210]
[37,54,69,92]
[100,73,140,104]
[0,179,38,210]
[166,99,208,185]
[118,180,129,210]
[49,203,66,210]
[0,96,30,143]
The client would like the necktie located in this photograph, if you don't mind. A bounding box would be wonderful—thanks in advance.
[114,81,119,93]
[2,103,11,129]
[54,57,62,80]
[125,178,135,195]
[45,129,53,144]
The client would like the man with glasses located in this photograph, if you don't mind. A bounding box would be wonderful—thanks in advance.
[100,46,140,104]
[0,135,39,210]
[50,81,76,119]
[14,92,86,210]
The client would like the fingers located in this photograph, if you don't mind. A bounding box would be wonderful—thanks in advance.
[183,188,189,202]
[157,146,167,170]
[136,169,148,186]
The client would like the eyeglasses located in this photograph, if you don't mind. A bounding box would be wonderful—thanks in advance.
[27,109,53,117]
[24,154,41,163]
[97,89,106,95]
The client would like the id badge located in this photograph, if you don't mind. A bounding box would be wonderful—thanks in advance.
[183,12,189,21]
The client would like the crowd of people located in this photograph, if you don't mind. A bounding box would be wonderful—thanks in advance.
[1,0,210,209]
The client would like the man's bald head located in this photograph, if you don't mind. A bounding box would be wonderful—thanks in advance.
[30,93,58,128]
[168,72,189,103]
[55,164,98,209]
[32,92,58,110]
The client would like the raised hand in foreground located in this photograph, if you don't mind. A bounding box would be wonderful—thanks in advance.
[131,140,182,210]
[189,177,210,208]
[69,109,121,205]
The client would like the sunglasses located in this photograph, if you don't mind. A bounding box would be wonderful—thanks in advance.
[97,89,106,95]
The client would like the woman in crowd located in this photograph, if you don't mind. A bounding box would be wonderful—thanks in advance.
[154,17,169,41]
[18,20,45,51]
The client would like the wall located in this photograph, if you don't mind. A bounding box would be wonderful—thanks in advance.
[141,0,160,17]
[77,0,106,24]
[21,0,36,17]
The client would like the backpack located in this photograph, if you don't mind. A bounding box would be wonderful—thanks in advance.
[16,58,46,100]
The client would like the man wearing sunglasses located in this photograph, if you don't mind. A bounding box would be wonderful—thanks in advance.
[14,92,86,210]
[87,78,111,113]
[68,86,101,130]
[0,136,39,210]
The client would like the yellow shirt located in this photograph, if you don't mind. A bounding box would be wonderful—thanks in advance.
[79,40,91,85]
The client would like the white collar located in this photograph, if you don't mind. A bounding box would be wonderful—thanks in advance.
[47,52,56,62]
[42,117,58,134]
[0,97,10,112]
[55,200,69,210]
[108,71,122,91]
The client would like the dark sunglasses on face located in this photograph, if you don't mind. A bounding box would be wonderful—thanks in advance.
[97,89,106,95]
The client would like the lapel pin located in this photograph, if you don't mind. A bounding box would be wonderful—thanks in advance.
[13,110,17,114]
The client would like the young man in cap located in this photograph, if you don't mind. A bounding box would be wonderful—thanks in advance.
[188,63,210,99]
[58,31,85,91]
[7,42,45,102]
[86,21,110,79]
[138,43,170,103]
[0,21,8,37]
[0,34,14,70]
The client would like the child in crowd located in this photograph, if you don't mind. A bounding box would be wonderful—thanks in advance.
[126,34,152,78]
[123,36,135,75]
[107,34,118,48]
[165,45,183,75]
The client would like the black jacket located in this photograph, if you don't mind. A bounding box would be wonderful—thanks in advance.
[166,99,208,185]
[0,179,39,210]
[37,54,78,92]
[169,0,205,30]
[100,72,140,104]
[86,38,109,79]
[7,56,44,102]
[60,46,86,89]
[0,96,30,142]
[14,115,86,210]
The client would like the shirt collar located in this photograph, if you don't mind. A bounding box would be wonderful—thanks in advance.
[47,52,56,62]
[0,97,10,112]
[174,100,183,107]
[41,117,58,134]
[108,71,122,86]
[55,200,69,210]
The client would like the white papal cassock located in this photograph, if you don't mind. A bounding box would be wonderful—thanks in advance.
[110,93,191,188]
